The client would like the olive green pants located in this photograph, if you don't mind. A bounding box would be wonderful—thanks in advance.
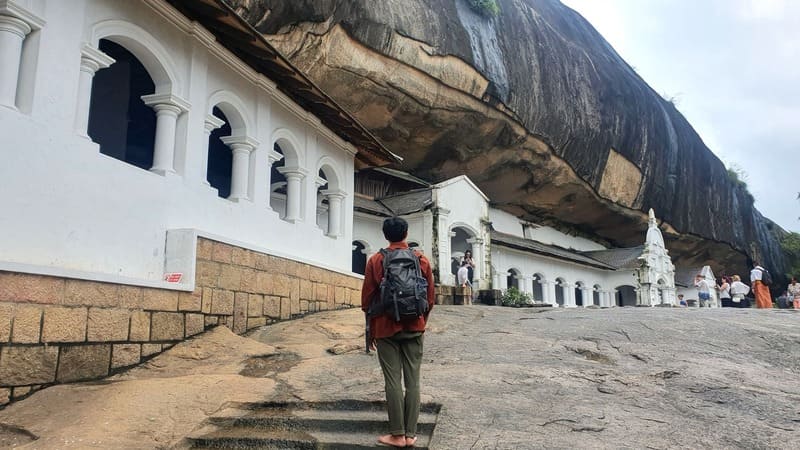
[376,331,424,437]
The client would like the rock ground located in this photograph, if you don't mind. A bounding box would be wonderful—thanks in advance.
[1,305,799,449]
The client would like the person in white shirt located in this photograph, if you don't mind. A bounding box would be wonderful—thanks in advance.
[694,274,711,307]
[719,276,732,307]
[729,274,751,308]
[457,260,470,287]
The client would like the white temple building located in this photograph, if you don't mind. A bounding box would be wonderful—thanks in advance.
[350,171,680,307]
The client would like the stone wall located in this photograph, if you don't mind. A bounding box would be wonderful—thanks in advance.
[0,238,362,406]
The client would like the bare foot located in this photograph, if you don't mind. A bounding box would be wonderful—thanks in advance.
[405,436,418,447]
[377,434,407,447]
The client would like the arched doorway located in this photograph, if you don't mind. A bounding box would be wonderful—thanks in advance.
[593,284,602,306]
[449,225,477,285]
[616,285,637,307]
[532,273,545,303]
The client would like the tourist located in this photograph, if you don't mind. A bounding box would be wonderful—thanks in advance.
[694,274,712,307]
[729,275,751,308]
[361,217,435,448]
[788,277,800,309]
[677,294,687,307]
[462,250,475,285]
[750,262,773,309]
[719,276,732,307]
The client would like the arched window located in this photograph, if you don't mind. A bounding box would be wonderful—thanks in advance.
[575,281,585,307]
[555,278,567,306]
[271,135,304,222]
[532,273,545,302]
[88,39,156,170]
[507,269,521,290]
[593,284,602,306]
[206,106,233,198]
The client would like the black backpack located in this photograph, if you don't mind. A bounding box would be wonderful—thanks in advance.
[761,268,773,286]
[369,248,429,322]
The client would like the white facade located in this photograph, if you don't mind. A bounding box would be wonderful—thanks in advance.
[0,0,367,287]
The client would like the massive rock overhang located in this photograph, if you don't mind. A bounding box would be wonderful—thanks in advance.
[165,0,398,169]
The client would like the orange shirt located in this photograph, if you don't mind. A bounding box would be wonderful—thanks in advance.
[361,241,435,339]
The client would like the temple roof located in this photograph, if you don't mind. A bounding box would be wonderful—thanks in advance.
[490,232,618,270]
[378,189,434,215]
[581,247,645,270]
[166,0,397,169]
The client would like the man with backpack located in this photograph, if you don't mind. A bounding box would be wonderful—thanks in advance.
[361,217,435,448]
[750,261,773,309]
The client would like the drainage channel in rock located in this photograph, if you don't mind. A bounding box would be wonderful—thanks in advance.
[185,400,441,449]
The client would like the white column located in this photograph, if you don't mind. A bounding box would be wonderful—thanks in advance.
[521,275,533,296]
[142,93,190,176]
[322,189,346,237]
[278,167,307,222]
[200,114,225,186]
[564,283,576,307]
[265,148,283,207]
[75,44,115,135]
[221,136,258,202]
[582,287,592,308]
[0,14,30,109]
[545,280,557,306]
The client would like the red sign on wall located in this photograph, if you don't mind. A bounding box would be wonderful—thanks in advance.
[164,273,183,283]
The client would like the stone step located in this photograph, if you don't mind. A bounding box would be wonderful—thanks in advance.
[208,406,437,433]
[186,401,439,449]
[188,424,431,449]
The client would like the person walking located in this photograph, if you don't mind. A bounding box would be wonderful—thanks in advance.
[695,274,712,307]
[750,262,773,309]
[361,217,435,448]
[729,275,751,308]
[788,277,800,309]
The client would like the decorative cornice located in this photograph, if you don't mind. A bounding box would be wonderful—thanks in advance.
[0,0,45,30]
[220,135,260,150]
[79,44,116,73]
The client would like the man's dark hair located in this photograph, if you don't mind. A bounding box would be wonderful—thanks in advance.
[382,217,408,243]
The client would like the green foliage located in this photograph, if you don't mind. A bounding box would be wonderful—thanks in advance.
[467,0,500,17]
[781,231,800,279]
[501,287,532,307]
[726,165,748,190]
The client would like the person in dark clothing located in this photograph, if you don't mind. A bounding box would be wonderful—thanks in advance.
[361,217,435,448]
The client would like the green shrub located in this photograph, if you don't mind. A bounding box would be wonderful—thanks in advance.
[467,0,500,17]
[501,287,532,307]
[781,231,800,279]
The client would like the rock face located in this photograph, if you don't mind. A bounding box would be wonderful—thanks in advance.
[226,0,786,275]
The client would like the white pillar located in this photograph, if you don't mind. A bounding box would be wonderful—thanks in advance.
[278,167,307,222]
[582,287,592,308]
[564,283,576,308]
[545,280,557,306]
[200,114,225,186]
[75,44,115,135]
[322,189,346,237]
[142,93,190,176]
[521,275,533,296]
[221,136,258,202]
[0,14,31,109]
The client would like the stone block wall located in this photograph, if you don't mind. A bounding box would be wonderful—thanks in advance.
[0,238,362,406]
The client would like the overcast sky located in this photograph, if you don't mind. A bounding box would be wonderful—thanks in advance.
[560,0,799,233]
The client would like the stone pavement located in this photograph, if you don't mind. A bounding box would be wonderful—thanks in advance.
[1,305,799,448]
